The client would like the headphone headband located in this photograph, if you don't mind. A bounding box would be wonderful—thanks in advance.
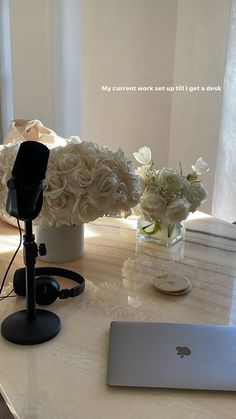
[13,267,86,305]
[34,267,85,299]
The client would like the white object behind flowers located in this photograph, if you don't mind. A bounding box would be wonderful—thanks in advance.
[0,139,140,226]
[133,146,209,224]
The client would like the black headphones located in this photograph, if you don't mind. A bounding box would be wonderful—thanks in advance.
[13,267,85,306]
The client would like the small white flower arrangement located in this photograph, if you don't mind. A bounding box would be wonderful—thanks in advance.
[0,138,140,226]
[133,146,209,228]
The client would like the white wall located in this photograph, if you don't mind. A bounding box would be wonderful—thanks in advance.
[81,0,178,166]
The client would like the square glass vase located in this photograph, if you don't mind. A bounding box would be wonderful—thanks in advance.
[136,217,186,247]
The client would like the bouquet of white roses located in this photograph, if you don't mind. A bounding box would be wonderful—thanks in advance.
[0,138,140,226]
[133,146,209,227]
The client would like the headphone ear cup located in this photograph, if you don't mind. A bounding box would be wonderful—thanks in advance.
[35,276,60,306]
[13,268,27,296]
[13,270,60,305]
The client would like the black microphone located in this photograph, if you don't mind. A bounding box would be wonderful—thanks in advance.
[6,141,50,221]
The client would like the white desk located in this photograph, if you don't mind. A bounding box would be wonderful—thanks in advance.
[0,212,236,418]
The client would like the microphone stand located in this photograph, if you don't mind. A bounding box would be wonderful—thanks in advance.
[1,220,61,345]
[24,221,37,321]
[1,141,61,344]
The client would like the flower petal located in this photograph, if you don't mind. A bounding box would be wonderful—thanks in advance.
[192,157,209,175]
[133,146,152,165]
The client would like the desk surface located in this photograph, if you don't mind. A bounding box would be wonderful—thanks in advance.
[0,212,236,419]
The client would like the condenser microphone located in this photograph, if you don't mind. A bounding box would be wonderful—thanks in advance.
[6,141,50,221]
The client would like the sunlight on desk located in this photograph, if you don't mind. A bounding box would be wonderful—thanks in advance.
[0,235,21,253]
[84,225,100,238]
[188,211,212,220]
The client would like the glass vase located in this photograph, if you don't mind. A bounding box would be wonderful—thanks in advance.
[136,217,186,247]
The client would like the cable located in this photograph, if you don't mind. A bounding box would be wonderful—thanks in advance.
[0,219,22,300]
[0,289,14,301]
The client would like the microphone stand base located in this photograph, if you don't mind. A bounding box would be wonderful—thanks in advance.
[1,309,61,345]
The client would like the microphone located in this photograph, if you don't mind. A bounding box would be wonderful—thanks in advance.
[6,141,50,221]
[1,141,61,345]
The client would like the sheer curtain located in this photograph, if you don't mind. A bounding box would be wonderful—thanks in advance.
[0,0,13,144]
[212,0,236,222]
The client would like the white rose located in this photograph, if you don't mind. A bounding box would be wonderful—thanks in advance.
[68,135,82,144]
[46,194,67,210]
[0,141,19,185]
[0,190,7,213]
[192,182,208,202]
[66,167,92,194]
[183,180,207,212]
[135,164,155,184]
[54,143,80,156]
[57,153,81,173]
[44,171,67,197]
[166,197,190,223]
[72,197,103,223]
[42,195,74,226]
[140,191,166,220]
[125,177,141,207]
[87,167,118,210]
[50,145,84,173]
[116,162,140,209]
[38,200,56,226]
[192,157,209,175]
[133,146,152,165]
[113,182,128,206]
[157,168,182,191]
[77,142,104,169]
[113,152,141,205]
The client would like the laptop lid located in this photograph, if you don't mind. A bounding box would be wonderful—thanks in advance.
[107,321,236,391]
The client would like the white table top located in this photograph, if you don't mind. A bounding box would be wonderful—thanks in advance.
[0,212,236,418]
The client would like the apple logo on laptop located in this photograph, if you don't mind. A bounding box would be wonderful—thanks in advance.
[175,346,191,358]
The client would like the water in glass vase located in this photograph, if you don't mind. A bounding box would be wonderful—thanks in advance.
[137,217,186,247]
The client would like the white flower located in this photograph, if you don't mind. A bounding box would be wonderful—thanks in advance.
[157,168,182,192]
[135,164,155,184]
[192,182,208,203]
[44,195,74,226]
[87,166,118,210]
[192,157,209,175]
[57,153,81,173]
[133,149,209,223]
[189,182,208,211]
[68,135,82,144]
[166,198,191,224]
[139,191,166,221]
[44,171,67,197]
[72,197,103,224]
[0,139,140,226]
[133,146,152,165]
[182,180,207,212]
[66,168,92,194]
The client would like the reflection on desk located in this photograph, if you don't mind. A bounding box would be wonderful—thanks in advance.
[0,211,236,419]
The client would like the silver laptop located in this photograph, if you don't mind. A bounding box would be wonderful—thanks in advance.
[107,321,236,391]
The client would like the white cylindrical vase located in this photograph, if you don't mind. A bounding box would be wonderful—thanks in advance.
[35,223,84,262]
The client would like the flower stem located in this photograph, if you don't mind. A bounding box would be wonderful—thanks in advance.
[167,224,173,238]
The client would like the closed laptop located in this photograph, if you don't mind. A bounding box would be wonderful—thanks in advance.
[107,321,236,391]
